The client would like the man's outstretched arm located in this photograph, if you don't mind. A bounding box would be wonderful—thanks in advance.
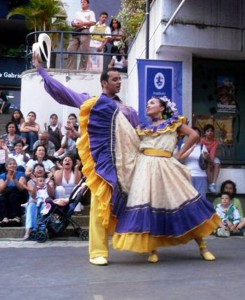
[33,53,91,108]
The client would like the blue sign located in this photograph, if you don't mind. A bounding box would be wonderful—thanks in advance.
[0,57,26,86]
[137,59,182,122]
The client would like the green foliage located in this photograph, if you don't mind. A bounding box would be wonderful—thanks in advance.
[117,0,154,43]
[7,0,68,31]
[6,0,70,51]
[0,44,25,57]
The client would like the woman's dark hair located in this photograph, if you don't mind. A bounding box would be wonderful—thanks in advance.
[68,113,77,120]
[5,121,18,133]
[192,126,201,136]
[14,139,25,147]
[33,145,48,161]
[11,109,24,123]
[115,48,126,62]
[109,18,121,30]
[155,97,172,119]
[220,180,237,197]
[203,124,214,133]
[33,163,45,173]
[61,154,76,171]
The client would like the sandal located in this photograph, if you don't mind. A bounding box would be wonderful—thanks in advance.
[148,250,159,263]
[23,234,30,241]
[23,229,31,241]
[199,241,216,261]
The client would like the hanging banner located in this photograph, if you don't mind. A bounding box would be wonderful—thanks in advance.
[137,59,182,122]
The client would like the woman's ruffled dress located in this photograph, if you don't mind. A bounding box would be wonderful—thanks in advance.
[77,96,220,253]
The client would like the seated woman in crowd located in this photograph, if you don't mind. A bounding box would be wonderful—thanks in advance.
[11,109,25,134]
[0,158,26,226]
[20,111,40,152]
[108,48,128,71]
[44,113,63,151]
[1,121,22,153]
[8,140,30,172]
[23,163,55,240]
[54,155,82,211]
[25,145,55,177]
[181,127,209,198]
[66,113,80,140]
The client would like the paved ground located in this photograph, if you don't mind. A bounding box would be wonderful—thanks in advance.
[0,236,244,300]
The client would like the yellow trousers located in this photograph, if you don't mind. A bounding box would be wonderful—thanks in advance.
[89,194,109,259]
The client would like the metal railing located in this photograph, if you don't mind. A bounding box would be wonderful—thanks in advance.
[25,30,127,72]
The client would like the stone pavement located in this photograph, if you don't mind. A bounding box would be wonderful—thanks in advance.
[0,236,245,300]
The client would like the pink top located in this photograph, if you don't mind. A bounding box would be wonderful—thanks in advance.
[200,138,219,161]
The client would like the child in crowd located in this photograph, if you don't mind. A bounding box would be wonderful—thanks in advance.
[201,124,221,193]
[0,137,9,173]
[22,176,52,208]
[215,192,245,236]
[213,180,244,218]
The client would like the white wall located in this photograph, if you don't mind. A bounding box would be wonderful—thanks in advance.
[216,169,245,194]
[20,69,128,132]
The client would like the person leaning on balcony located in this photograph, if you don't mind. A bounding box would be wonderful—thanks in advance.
[87,11,111,72]
[67,0,96,71]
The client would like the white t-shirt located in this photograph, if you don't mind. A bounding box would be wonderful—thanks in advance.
[182,143,208,177]
[112,56,125,69]
[26,159,55,173]
[8,153,30,169]
[74,9,96,25]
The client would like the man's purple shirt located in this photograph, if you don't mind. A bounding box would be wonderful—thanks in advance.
[38,67,139,128]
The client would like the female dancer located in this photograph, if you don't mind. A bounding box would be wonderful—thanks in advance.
[77,96,221,263]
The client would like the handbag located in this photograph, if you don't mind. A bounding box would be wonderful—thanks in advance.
[198,144,208,170]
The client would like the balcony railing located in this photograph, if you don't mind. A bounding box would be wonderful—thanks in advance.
[25,30,127,73]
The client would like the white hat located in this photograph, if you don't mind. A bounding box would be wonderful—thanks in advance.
[32,33,51,69]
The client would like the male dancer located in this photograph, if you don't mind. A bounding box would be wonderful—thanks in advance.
[33,53,139,265]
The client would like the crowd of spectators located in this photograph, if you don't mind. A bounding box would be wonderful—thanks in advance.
[181,125,245,235]
[65,0,127,72]
[0,108,84,239]
[0,3,128,236]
